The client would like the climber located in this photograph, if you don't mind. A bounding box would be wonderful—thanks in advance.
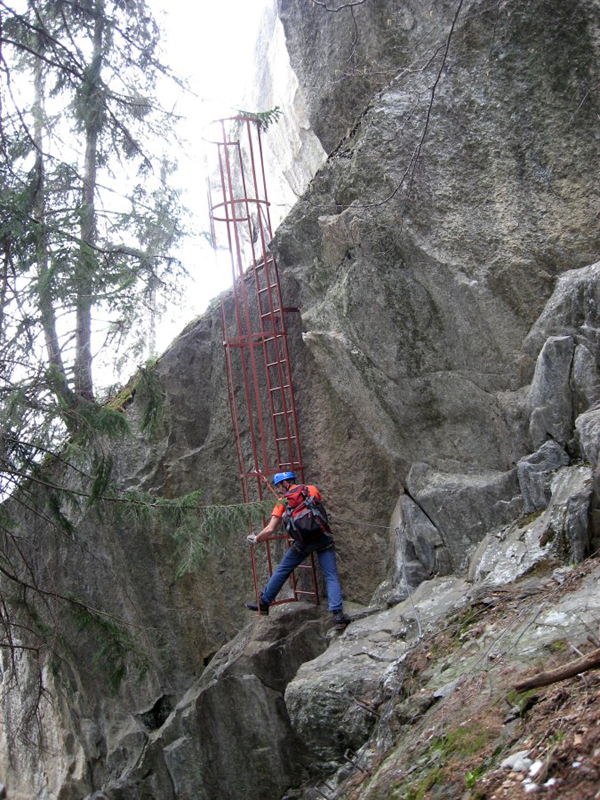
[245,472,351,631]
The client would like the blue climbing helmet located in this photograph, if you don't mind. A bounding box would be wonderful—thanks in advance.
[273,471,296,486]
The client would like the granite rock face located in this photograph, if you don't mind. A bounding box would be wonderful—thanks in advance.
[390,494,454,600]
[469,464,593,584]
[2,0,600,797]
[275,0,599,484]
[528,335,576,449]
[576,404,600,470]
[285,577,471,762]
[243,0,327,229]
[517,441,571,514]
[88,605,331,800]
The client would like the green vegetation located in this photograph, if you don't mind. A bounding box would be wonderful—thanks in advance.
[547,638,569,654]
[429,726,490,760]
[448,606,481,641]
[0,0,194,716]
[391,724,493,799]
[400,767,443,799]
[547,730,565,746]
[70,601,150,694]
[465,764,487,789]
[169,497,275,576]
[236,106,283,131]
[505,687,539,716]
[519,508,545,526]
[135,358,165,433]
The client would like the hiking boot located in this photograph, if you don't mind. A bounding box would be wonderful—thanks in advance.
[245,599,269,615]
[332,611,350,631]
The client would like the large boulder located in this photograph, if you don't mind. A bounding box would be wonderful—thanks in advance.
[379,494,454,602]
[470,464,593,583]
[528,335,575,449]
[285,577,470,762]
[517,441,571,513]
[576,404,600,469]
[405,464,523,571]
[86,605,331,800]
[524,262,600,365]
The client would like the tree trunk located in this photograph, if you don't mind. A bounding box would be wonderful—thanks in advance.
[74,0,104,403]
[32,56,74,410]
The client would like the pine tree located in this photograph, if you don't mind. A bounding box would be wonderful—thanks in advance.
[0,0,189,712]
[0,3,273,726]
[1,0,186,423]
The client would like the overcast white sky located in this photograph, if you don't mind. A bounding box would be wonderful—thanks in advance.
[149,0,273,352]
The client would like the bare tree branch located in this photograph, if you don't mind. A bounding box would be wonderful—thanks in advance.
[364,0,465,208]
[514,647,600,693]
[311,0,367,12]
[0,554,153,631]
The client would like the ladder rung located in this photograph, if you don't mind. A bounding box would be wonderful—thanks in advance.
[270,385,290,393]
[273,411,292,417]
[266,360,287,368]
[295,589,317,595]
[260,314,282,322]
[276,435,296,442]
[258,284,278,294]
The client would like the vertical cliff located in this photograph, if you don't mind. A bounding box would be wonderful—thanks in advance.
[1,0,599,797]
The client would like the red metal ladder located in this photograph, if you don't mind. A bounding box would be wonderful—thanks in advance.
[208,116,320,610]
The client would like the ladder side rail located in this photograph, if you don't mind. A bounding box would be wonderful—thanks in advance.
[308,553,320,603]
[221,304,249,503]
[250,545,261,607]
[206,181,217,249]
[263,339,285,469]
[216,141,263,491]
[278,325,305,480]
[236,128,286,477]
[271,330,302,475]
[243,127,300,475]
[265,250,304,477]
[288,557,300,601]
[223,135,272,480]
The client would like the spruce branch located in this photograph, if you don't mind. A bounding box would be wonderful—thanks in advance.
[236,106,282,132]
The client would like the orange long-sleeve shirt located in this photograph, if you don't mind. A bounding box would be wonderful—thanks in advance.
[271,484,322,518]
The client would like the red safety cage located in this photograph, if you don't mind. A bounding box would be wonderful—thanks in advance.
[207,116,319,609]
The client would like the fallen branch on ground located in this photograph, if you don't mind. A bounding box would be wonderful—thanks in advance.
[514,647,600,693]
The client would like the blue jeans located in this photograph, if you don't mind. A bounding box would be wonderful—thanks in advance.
[261,545,343,612]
